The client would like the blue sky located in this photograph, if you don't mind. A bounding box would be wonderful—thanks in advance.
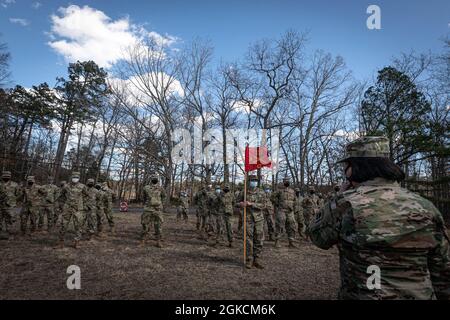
[0,0,449,87]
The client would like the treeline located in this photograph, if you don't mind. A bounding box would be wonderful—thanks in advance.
[0,32,448,216]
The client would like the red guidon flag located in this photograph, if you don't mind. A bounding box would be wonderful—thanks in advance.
[245,146,272,172]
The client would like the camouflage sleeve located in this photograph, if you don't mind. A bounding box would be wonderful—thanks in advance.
[161,188,166,202]
[309,198,351,250]
[428,213,450,300]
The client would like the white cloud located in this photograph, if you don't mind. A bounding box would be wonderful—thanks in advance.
[9,18,30,26]
[32,2,42,9]
[47,5,178,69]
[1,0,15,9]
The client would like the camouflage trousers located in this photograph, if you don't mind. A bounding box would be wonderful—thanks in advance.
[197,208,208,232]
[245,211,264,261]
[177,206,188,221]
[38,206,55,231]
[263,210,275,239]
[223,213,233,243]
[212,213,224,241]
[141,206,163,240]
[275,209,296,242]
[0,207,15,234]
[96,207,104,232]
[303,207,315,236]
[83,207,97,236]
[54,203,64,227]
[295,209,306,238]
[20,207,38,234]
[59,207,83,241]
[104,205,115,228]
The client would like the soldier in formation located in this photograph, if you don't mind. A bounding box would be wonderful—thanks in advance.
[294,188,306,239]
[0,171,21,239]
[39,176,59,232]
[309,136,450,299]
[302,186,320,237]
[272,177,297,248]
[212,184,234,247]
[20,176,43,235]
[262,185,275,241]
[141,174,166,248]
[238,174,266,269]
[177,191,189,222]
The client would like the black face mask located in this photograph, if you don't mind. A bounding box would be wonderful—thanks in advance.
[284,182,290,187]
[310,191,314,195]
[2,178,10,182]
[151,179,158,184]
[95,186,101,190]
[28,182,34,186]
[224,188,229,193]
[87,183,94,187]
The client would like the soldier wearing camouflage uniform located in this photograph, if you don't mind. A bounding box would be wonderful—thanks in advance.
[272,177,297,248]
[219,184,234,247]
[262,186,275,241]
[54,180,66,227]
[95,183,105,234]
[141,174,166,248]
[39,176,59,232]
[177,191,189,222]
[101,182,115,233]
[20,176,43,235]
[83,179,98,239]
[294,188,306,239]
[194,187,209,237]
[302,186,320,237]
[310,136,450,300]
[57,172,88,248]
[239,174,265,269]
[205,184,216,236]
[0,171,21,239]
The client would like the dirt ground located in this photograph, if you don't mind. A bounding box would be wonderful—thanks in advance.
[0,207,340,300]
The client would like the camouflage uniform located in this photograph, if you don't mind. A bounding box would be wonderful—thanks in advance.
[20,176,43,235]
[309,136,450,300]
[205,186,216,235]
[214,185,234,246]
[263,187,275,241]
[0,171,21,238]
[39,178,59,231]
[102,183,115,231]
[272,178,297,248]
[294,188,306,239]
[141,175,166,247]
[54,181,66,227]
[83,179,98,238]
[239,175,265,269]
[302,187,320,236]
[95,183,105,233]
[58,172,88,247]
[195,188,209,233]
[177,192,189,221]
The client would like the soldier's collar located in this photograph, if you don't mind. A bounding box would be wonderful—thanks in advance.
[358,177,399,187]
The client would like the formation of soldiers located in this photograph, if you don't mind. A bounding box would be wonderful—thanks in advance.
[0,171,115,248]
[2,135,448,299]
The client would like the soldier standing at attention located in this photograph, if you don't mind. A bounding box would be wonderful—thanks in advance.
[57,171,88,249]
[239,174,265,269]
[102,182,115,234]
[310,136,450,300]
[20,176,43,236]
[210,185,224,246]
[39,176,58,232]
[0,171,21,240]
[83,178,98,240]
[54,180,66,227]
[294,188,306,240]
[141,174,166,248]
[220,184,235,248]
[205,184,216,236]
[262,185,275,242]
[177,191,189,222]
[272,177,297,248]
[302,186,319,237]
[95,183,105,235]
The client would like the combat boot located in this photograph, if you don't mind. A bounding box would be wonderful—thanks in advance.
[155,240,163,248]
[73,240,80,249]
[54,239,64,249]
[245,259,253,269]
[228,241,233,248]
[253,258,264,269]
[109,226,116,235]
[274,239,281,248]
[268,234,275,242]
[139,239,147,247]
[288,240,298,248]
